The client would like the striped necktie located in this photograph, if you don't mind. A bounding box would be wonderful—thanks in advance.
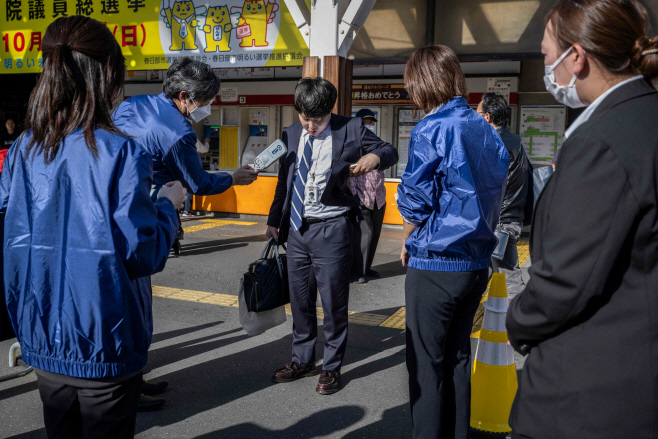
[290,136,314,231]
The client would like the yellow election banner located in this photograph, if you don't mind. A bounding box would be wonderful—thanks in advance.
[0,0,309,74]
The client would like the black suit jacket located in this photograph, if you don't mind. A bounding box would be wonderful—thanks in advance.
[267,113,398,244]
[506,79,658,438]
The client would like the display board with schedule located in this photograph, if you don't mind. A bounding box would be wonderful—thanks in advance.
[519,106,567,165]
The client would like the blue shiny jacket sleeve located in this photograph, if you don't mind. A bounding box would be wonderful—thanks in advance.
[112,140,179,278]
[163,133,233,196]
[0,146,14,212]
[397,133,442,224]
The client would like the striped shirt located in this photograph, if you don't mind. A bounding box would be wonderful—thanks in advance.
[350,170,386,210]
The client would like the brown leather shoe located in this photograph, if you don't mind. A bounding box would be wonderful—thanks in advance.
[271,362,316,383]
[316,370,341,395]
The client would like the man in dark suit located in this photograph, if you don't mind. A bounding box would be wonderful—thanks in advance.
[266,77,398,395]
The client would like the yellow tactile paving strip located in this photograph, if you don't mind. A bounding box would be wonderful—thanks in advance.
[152,286,389,327]
[380,307,406,329]
[517,241,530,267]
[182,219,257,234]
[154,241,530,332]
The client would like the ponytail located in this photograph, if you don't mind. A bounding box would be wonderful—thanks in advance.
[631,36,658,81]
[24,16,125,163]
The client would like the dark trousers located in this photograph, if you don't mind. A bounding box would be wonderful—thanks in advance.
[35,369,142,439]
[287,215,352,372]
[405,267,488,439]
[351,203,386,275]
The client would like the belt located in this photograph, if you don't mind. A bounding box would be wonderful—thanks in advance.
[302,212,349,224]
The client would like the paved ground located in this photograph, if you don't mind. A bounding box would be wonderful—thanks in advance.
[0,214,530,439]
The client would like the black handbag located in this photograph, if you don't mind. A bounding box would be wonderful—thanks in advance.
[243,238,289,313]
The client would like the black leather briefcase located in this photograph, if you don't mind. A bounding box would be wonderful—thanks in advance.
[243,238,289,313]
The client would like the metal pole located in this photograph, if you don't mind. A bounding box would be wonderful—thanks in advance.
[425,0,435,46]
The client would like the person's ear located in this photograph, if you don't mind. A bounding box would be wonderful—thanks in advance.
[484,113,492,124]
[572,43,586,75]
[178,91,189,103]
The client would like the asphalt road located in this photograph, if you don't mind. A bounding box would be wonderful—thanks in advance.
[0,214,530,439]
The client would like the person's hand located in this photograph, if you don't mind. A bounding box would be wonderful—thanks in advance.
[351,153,380,177]
[266,226,279,241]
[158,181,187,210]
[232,165,259,186]
[401,246,410,267]
[204,137,211,143]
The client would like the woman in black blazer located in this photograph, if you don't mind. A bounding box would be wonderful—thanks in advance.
[506,1,658,438]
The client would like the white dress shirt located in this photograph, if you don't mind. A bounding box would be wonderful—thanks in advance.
[296,124,350,219]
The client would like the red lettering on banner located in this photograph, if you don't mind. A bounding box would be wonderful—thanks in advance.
[121,25,137,47]
[14,32,25,52]
[29,32,42,51]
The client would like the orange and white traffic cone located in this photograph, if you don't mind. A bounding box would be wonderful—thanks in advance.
[470,273,517,437]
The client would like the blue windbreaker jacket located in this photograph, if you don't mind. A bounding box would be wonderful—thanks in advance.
[0,130,178,378]
[397,97,509,271]
[113,93,232,199]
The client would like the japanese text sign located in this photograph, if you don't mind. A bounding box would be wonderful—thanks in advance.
[0,0,309,74]
[352,84,409,102]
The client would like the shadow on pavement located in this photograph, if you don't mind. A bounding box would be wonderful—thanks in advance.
[6,429,47,439]
[339,323,406,390]
[180,242,248,257]
[151,321,226,344]
[136,311,409,435]
[342,403,412,439]
[192,405,366,439]
[0,379,38,402]
[370,260,407,280]
[144,327,250,373]
[179,234,267,257]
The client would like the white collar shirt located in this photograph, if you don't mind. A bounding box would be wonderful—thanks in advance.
[295,124,350,219]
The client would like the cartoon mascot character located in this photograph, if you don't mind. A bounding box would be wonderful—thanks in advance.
[164,0,199,51]
[231,0,279,48]
[203,5,240,52]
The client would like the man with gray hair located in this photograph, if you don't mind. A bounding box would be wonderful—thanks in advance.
[113,57,258,411]
[114,57,257,200]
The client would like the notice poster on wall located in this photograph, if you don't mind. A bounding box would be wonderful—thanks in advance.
[487,78,511,103]
[397,109,426,177]
[519,106,567,164]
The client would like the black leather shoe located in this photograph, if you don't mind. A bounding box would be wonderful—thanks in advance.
[136,394,165,412]
[316,370,341,395]
[366,269,380,278]
[271,362,316,383]
[141,379,168,396]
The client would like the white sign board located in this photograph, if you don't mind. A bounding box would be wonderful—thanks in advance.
[487,78,511,103]
[519,106,567,164]
[397,109,426,177]
[220,86,239,102]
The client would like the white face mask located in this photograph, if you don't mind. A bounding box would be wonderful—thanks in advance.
[543,46,586,108]
[365,124,376,133]
[185,99,212,123]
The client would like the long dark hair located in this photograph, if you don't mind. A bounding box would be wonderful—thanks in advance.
[25,16,126,163]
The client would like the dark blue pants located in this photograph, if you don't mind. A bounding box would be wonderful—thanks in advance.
[286,215,352,372]
[405,267,488,439]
